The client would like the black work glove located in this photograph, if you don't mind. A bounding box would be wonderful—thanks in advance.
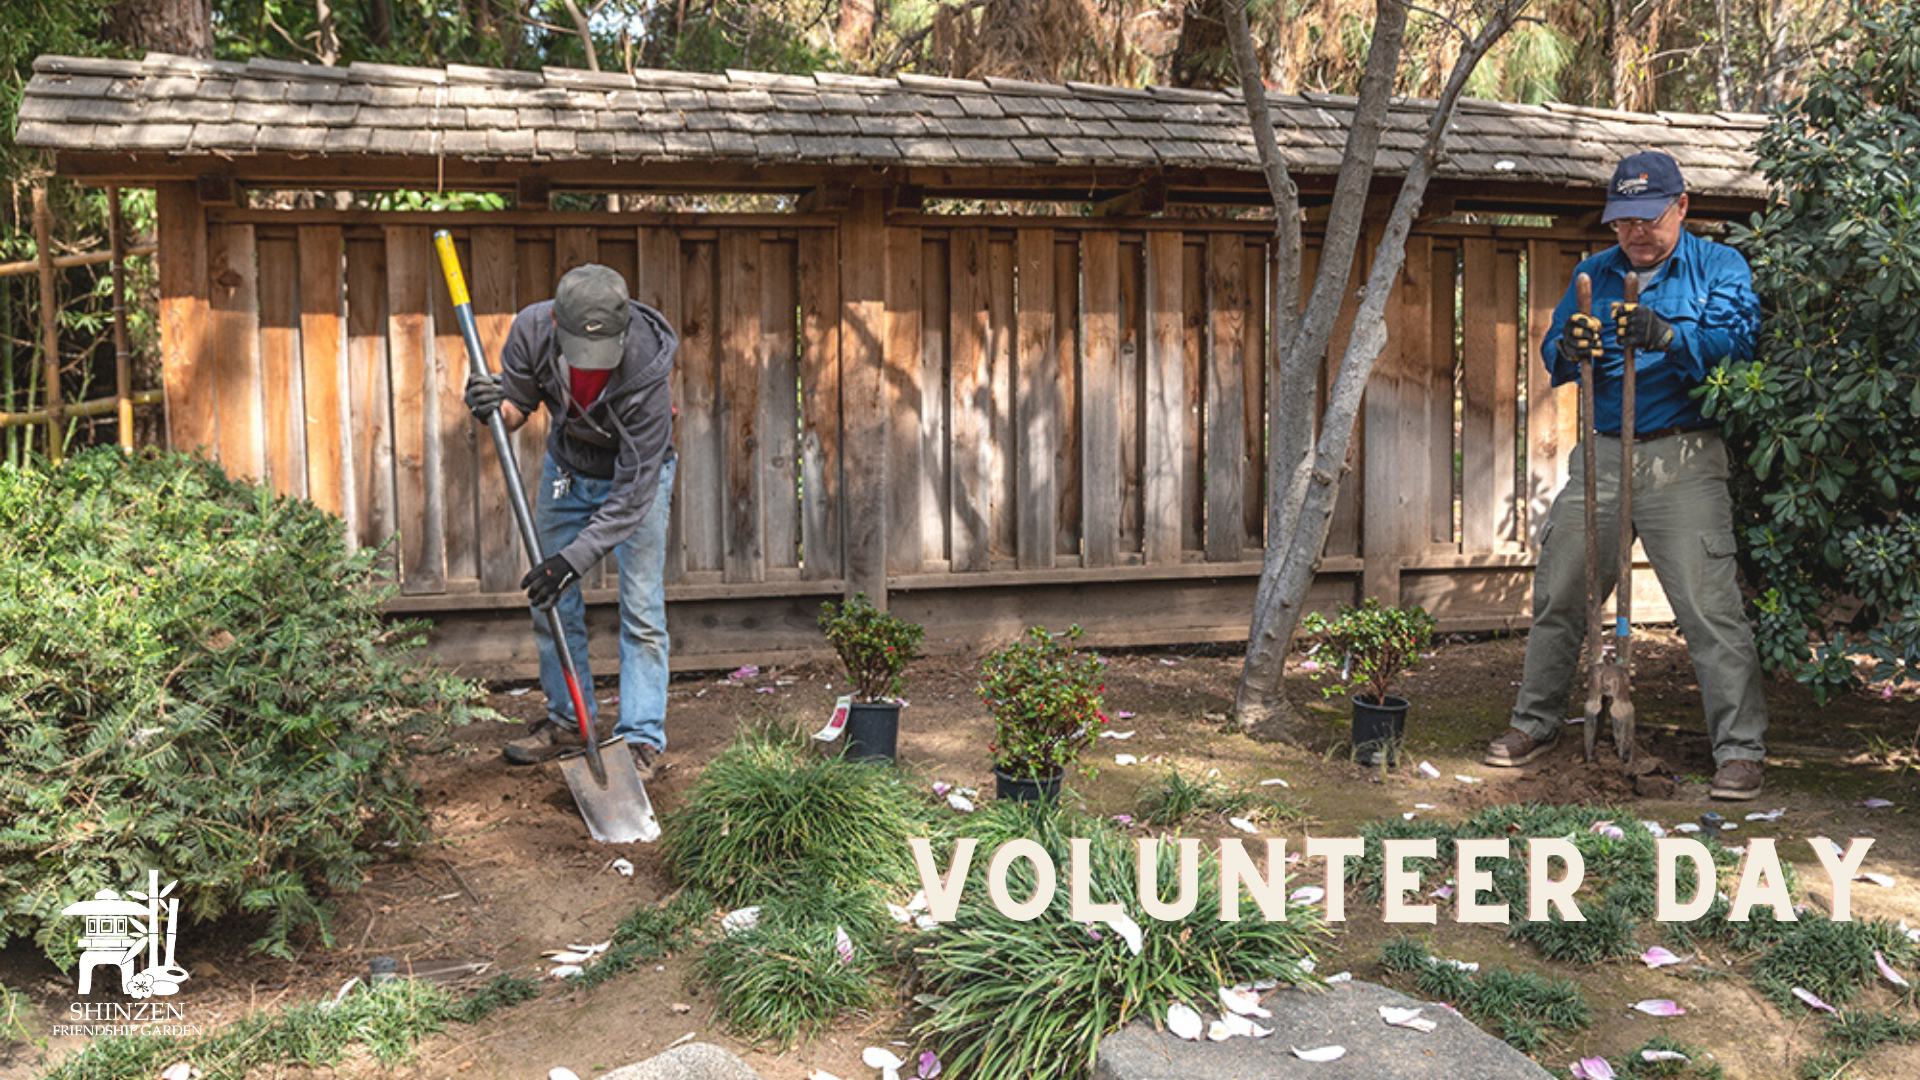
[465,372,506,423]
[1610,301,1677,351]
[1560,312,1604,366]
[522,554,580,610]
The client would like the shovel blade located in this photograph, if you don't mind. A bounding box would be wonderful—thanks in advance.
[557,742,660,844]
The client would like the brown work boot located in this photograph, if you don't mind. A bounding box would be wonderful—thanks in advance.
[1710,759,1764,801]
[503,719,586,765]
[1484,727,1556,768]
[628,742,664,783]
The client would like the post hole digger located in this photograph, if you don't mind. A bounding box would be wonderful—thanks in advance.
[1576,271,1640,765]
[433,231,660,844]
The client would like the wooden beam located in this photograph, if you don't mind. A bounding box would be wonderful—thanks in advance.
[195,172,238,207]
[1094,175,1167,217]
[796,182,851,214]
[514,175,551,209]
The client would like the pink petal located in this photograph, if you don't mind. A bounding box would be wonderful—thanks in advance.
[1791,987,1836,1013]
[1875,952,1910,990]
[932,782,951,797]
[1858,798,1894,809]
[1570,1058,1616,1080]
[1641,946,1684,969]
[917,1050,942,1079]
[1116,710,1136,719]
[1632,999,1685,1017]
[728,665,760,681]
[1429,885,1454,900]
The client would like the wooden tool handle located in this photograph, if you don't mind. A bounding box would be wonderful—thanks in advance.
[1577,272,1592,315]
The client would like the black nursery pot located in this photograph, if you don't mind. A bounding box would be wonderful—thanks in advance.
[993,768,1063,803]
[1352,694,1411,767]
[843,701,902,763]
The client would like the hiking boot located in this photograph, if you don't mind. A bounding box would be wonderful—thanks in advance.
[1484,727,1556,768]
[1710,759,1764,801]
[629,742,663,783]
[503,719,588,765]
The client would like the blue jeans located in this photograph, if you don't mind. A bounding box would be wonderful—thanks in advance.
[530,454,675,751]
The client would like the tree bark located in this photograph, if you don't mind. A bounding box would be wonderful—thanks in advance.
[838,0,879,57]
[105,0,212,57]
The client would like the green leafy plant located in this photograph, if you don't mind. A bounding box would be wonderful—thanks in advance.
[564,888,715,990]
[697,906,885,1048]
[1706,0,1920,703]
[1753,918,1918,1012]
[977,625,1107,781]
[818,592,925,702]
[1132,769,1302,829]
[1300,599,1436,703]
[0,450,484,965]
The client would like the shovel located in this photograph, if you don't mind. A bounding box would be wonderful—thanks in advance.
[1577,271,1639,765]
[433,231,660,844]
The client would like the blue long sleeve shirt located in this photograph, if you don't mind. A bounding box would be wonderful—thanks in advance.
[1540,229,1760,436]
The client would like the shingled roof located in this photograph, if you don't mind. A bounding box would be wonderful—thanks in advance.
[17,52,1768,203]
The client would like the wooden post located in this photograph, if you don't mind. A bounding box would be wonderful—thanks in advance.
[33,187,61,462]
[109,186,132,450]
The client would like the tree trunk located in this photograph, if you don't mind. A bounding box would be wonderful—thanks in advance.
[838,0,879,57]
[105,0,212,57]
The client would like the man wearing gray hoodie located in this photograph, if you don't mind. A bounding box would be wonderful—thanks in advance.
[464,264,678,779]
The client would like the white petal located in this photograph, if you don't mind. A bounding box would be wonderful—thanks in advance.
[835,925,854,965]
[1855,872,1896,888]
[1674,823,1701,833]
[1098,730,1137,740]
[1641,1050,1691,1063]
[1325,972,1353,984]
[1260,778,1291,787]
[1745,808,1785,822]
[1858,797,1894,809]
[914,915,939,931]
[1640,821,1667,837]
[507,687,531,696]
[1207,1020,1233,1042]
[1418,761,1441,778]
[611,858,635,877]
[1403,812,1418,820]
[1290,886,1326,905]
[809,1072,847,1080]
[1222,1013,1261,1037]
[1415,803,1437,810]
[907,890,928,911]
[1291,1045,1347,1062]
[1105,911,1144,956]
[1220,986,1271,1018]
[1228,816,1260,834]
[1876,951,1911,989]
[160,1065,192,1080]
[1454,775,1484,784]
[1792,987,1837,1013]
[887,903,912,924]
[565,940,612,956]
[1632,998,1685,1016]
[1381,1006,1437,1032]
[947,793,976,813]
[1438,958,1479,973]
[1167,1002,1204,1041]
[546,951,595,964]
[550,1070,582,1080]
[862,1047,906,1072]
[1114,754,1139,766]
[721,906,761,936]
[549,965,583,979]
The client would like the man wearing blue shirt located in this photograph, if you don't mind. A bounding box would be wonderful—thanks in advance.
[1484,151,1770,800]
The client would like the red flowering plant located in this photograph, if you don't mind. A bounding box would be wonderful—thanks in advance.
[818,592,925,702]
[977,625,1107,781]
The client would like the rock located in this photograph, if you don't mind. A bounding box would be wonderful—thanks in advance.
[1093,980,1552,1080]
[593,1043,764,1080]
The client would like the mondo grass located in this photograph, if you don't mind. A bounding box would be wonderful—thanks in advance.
[663,736,933,907]
[1754,918,1919,1012]
[1379,937,1590,1052]
[697,912,886,1048]
[912,801,1329,1080]
[1131,769,1303,829]
[1608,1035,1727,1078]
[564,888,714,990]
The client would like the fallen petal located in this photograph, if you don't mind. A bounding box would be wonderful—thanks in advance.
[1632,999,1685,1017]
[808,1072,846,1080]
[1569,1057,1616,1080]
[835,925,854,965]
[1792,987,1837,1014]
[1641,821,1667,837]
[1455,775,1484,784]
[1325,972,1353,984]
[611,858,635,877]
[1380,1005,1437,1033]
[1876,951,1911,989]
[1429,885,1454,900]
[1438,958,1479,973]
[1291,1045,1346,1062]
[918,1049,942,1078]
[668,1033,695,1048]
[1167,1003,1204,1041]
[931,782,950,797]
[1207,1020,1233,1042]
[1745,808,1785,822]
[1674,822,1701,833]
[914,915,939,931]
[550,1070,582,1080]
[160,1065,192,1080]
[1290,886,1326,905]
[1641,1050,1691,1063]
[863,1047,906,1071]
[1415,803,1437,810]
[1418,761,1442,778]
[1856,872,1896,888]
[947,793,975,813]
[1641,946,1684,968]
[728,665,759,681]
[1858,798,1894,809]
[1105,911,1144,956]
[1221,1013,1262,1037]
[565,940,612,956]
[1228,816,1260,834]
[1098,730,1137,740]
[1114,754,1139,766]
[1116,711,1136,720]
[1260,778,1291,787]
[549,964,583,979]
[1220,985,1272,1018]
[721,906,761,936]
[546,950,596,964]
[1112,813,1134,825]
[1403,812,1418,821]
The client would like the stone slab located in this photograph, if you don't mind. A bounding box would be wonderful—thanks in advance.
[594,1042,765,1080]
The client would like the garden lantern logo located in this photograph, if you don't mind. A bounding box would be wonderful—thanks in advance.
[61,870,191,998]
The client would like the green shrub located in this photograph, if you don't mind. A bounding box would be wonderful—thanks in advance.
[817,592,924,702]
[1710,0,1920,701]
[978,626,1107,781]
[1300,599,1435,703]
[0,450,483,964]
[912,801,1328,1080]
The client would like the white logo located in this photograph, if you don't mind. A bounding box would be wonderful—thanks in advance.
[1616,173,1651,195]
[60,870,191,998]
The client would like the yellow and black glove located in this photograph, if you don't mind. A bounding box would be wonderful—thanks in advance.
[1610,301,1676,351]
[1560,312,1604,366]
[522,553,580,610]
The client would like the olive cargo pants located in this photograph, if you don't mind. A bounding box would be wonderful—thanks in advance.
[1507,431,1769,765]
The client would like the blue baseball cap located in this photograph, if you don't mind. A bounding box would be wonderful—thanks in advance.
[1602,151,1686,223]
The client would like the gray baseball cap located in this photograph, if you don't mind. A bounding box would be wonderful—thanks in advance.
[553,264,632,371]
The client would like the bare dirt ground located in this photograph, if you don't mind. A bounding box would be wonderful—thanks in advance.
[6,626,1920,1080]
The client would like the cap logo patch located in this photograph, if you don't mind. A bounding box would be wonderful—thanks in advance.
[1617,173,1650,195]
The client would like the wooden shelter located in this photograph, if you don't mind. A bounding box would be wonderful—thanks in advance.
[17,53,1768,673]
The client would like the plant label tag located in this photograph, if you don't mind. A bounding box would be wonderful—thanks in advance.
[812,695,853,742]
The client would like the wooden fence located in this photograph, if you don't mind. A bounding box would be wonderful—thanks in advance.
[156,187,1669,673]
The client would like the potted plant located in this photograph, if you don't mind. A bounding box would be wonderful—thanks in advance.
[977,625,1107,802]
[818,593,924,763]
[1301,599,1437,766]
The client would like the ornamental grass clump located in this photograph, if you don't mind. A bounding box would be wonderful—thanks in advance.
[0,449,483,965]
[978,625,1106,781]
[818,592,924,702]
[912,800,1330,1080]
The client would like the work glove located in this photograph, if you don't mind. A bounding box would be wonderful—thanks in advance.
[1559,312,1604,367]
[465,372,506,423]
[522,553,580,610]
[1610,301,1677,351]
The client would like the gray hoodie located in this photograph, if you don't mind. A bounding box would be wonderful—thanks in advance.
[498,298,677,577]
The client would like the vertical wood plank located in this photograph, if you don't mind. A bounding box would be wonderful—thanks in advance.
[1430,242,1458,549]
[1363,232,1431,602]
[556,226,599,278]
[677,238,721,573]
[296,225,344,516]
[1460,237,1499,554]
[1081,230,1121,568]
[920,236,950,566]
[1054,238,1082,561]
[386,225,444,594]
[1526,239,1576,545]
[1493,245,1521,548]
[1181,237,1204,554]
[1240,237,1267,551]
[207,223,262,481]
[719,230,764,582]
[635,226,687,581]
[256,234,305,499]
[157,183,212,456]
[949,227,992,573]
[797,227,843,581]
[1396,235,1434,560]
[1117,237,1144,556]
[1144,230,1184,565]
[1015,228,1058,570]
[885,222,924,576]
[433,233,480,586]
[842,191,889,602]
[762,237,800,571]
[345,237,395,569]
[988,236,1016,563]
[1203,232,1245,562]
[471,226,522,593]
